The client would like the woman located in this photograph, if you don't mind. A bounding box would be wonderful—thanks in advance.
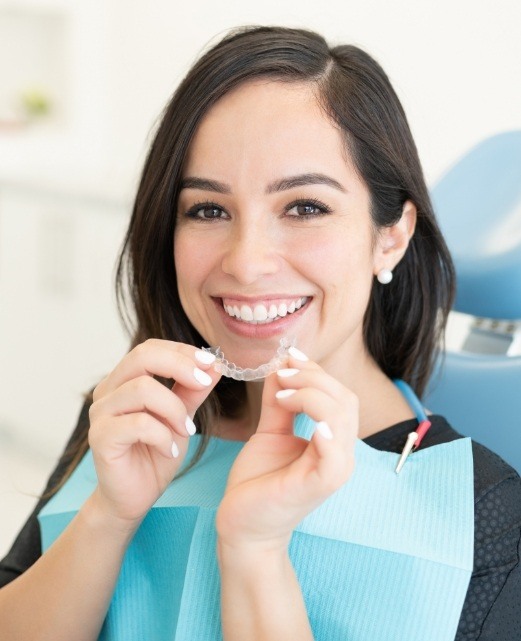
[1,26,519,641]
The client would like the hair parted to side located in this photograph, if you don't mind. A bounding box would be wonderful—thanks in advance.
[50,25,455,492]
[118,24,454,394]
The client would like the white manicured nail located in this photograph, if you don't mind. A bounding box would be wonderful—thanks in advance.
[275,389,297,399]
[288,346,309,361]
[185,416,196,436]
[195,350,216,365]
[171,441,180,458]
[194,367,212,386]
[316,421,333,440]
[277,368,300,378]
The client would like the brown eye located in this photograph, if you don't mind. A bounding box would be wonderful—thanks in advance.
[285,198,332,218]
[184,202,227,221]
[296,203,320,216]
[199,206,223,219]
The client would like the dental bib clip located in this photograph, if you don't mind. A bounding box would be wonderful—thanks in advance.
[201,336,297,381]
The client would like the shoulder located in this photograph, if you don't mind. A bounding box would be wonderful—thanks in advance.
[440,420,521,639]
[432,416,521,510]
[0,396,93,588]
[466,438,521,572]
[368,414,521,513]
[434,417,521,503]
[470,440,520,504]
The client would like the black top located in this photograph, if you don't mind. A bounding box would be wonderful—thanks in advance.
[1,402,520,640]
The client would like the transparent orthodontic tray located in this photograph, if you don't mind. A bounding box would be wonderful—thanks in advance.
[201,336,296,381]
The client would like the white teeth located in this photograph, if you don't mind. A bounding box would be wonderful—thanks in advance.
[240,305,254,321]
[253,304,268,321]
[268,304,278,319]
[223,297,308,324]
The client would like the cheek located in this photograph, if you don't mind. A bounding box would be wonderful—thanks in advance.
[298,227,373,278]
[174,232,213,286]
[173,235,186,283]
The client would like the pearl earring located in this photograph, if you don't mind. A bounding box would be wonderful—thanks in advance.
[377,268,393,284]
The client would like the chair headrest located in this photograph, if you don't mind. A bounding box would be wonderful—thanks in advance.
[431,131,521,319]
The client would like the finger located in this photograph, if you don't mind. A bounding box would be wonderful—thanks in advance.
[89,375,195,438]
[287,436,355,507]
[276,366,350,408]
[258,354,351,437]
[276,387,357,492]
[307,422,355,490]
[172,365,222,420]
[89,412,182,461]
[94,340,217,400]
[255,370,295,436]
[275,386,358,452]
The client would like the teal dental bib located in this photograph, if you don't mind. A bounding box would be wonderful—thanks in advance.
[38,414,474,640]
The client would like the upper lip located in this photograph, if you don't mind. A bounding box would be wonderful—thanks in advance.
[213,294,310,302]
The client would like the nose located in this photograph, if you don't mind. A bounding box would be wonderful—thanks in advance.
[220,219,280,285]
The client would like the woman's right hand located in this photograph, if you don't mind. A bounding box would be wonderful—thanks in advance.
[87,339,221,529]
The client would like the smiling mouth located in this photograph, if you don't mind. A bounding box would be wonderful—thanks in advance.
[219,296,310,324]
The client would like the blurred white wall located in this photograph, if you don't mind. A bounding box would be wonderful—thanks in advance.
[0,0,520,555]
[103,0,521,189]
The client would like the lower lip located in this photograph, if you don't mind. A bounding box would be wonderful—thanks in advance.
[212,298,312,339]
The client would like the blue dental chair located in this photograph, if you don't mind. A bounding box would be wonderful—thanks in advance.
[424,131,521,473]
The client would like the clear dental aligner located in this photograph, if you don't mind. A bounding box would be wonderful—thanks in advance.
[201,336,297,381]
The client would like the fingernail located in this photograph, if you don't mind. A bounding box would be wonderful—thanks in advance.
[277,368,300,378]
[185,416,197,436]
[195,350,216,365]
[171,441,180,458]
[288,346,308,361]
[316,421,333,440]
[194,367,212,386]
[275,389,297,399]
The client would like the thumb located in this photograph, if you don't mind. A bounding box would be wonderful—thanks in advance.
[172,367,222,420]
[256,370,295,436]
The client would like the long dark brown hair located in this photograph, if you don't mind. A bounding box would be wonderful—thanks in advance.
[50,25,455,493]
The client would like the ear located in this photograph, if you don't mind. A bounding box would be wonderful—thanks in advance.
[373,200,417,274]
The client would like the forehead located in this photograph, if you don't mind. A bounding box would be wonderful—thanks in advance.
[183,79,355,181]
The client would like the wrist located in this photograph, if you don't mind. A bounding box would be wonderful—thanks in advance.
[217,536,290,571]
[80,489,143,543]
[218,536,314,640]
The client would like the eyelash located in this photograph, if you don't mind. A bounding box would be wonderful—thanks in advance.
[182,198,333,221]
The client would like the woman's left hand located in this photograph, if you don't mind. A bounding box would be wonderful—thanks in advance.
[216,351,358,550]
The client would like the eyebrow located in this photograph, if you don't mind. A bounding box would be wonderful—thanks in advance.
[179,173,347,194]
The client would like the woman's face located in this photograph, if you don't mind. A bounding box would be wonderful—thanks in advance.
[174,80,406,379]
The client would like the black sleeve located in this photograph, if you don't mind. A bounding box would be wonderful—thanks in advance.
[455,442,521,640]
[0,399,91,588]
